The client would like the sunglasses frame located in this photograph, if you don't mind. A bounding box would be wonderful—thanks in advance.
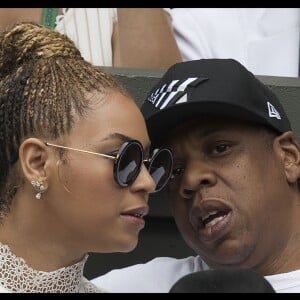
[145,147,174,192]
[44,140,173,193]
[113,140,144,187]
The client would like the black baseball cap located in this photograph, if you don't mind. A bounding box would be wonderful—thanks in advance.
[141,59,291,147]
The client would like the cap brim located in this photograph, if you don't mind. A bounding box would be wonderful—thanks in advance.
[145,101,276,147]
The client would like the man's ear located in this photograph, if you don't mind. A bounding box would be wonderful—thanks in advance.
[18,138,49,182]
[275,131,300,184]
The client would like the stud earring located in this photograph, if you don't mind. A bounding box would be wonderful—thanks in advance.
[31,180,47,199]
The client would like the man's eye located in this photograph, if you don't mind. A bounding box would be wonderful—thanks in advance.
[170,167,185,180]
[212,143,230,154]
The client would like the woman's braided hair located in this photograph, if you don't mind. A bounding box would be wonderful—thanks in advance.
[0,22,127,217]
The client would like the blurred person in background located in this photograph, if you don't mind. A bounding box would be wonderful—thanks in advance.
[0,8,181,69]
[165,8,300,77]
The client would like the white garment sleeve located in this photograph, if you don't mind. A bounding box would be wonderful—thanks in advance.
[163,8,172,16]
[91,256,207,293]
[55,8,116,67]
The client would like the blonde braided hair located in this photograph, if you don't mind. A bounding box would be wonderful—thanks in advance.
[0,22,128,218]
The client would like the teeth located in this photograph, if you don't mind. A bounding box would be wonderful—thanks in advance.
[134,213,142,218]
[205,216,225,228]
[202,211,218,223]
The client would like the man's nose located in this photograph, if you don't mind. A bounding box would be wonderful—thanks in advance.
[179,161,217,199]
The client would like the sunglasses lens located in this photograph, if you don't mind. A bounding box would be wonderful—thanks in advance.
[115,141,143,186]
[148,148,173,192]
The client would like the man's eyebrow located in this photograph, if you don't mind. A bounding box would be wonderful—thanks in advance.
[194,126,224,138]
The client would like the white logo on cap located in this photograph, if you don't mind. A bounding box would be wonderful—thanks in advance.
[267,102,281,120]
[175,93,187,104]
[147,77,198,110]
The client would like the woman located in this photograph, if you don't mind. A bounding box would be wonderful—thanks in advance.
[0,22,173,293]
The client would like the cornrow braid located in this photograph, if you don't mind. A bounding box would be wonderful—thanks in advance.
[0,22,128,216]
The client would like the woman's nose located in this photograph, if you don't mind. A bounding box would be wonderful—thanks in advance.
[132,164,156,194]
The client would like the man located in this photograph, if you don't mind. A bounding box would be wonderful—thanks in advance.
[92,59,300,292]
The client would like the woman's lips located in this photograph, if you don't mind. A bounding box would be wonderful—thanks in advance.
[121,206,149,230]
[121,214,146,230]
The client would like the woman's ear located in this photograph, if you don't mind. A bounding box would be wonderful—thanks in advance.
[18,138,49,182]
[275,131,300,184]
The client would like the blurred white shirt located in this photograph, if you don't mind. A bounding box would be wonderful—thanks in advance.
[55,8,117,66]
[92,255,300,293]
[167,8,300,77]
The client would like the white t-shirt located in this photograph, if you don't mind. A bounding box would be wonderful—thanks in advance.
[167,8,300,77]
[92,255,300,293]
[55,8,117,67]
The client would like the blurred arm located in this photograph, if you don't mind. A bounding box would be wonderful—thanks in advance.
[114,8,182,69]
[0,8,43,30]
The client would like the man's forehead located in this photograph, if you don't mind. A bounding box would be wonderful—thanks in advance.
[167,117,261,140]
[174,116,244,130]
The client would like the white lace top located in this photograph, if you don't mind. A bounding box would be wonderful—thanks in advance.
[0,243,104,293]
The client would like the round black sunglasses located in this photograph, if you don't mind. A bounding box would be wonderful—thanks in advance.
[44,140,173,193]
